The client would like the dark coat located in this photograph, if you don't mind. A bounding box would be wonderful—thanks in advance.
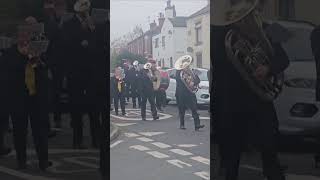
[138,70,154,97]
[311,25,320,101]
[211,25,289,143]
[175,69,200,98]
[2,45,49,113]
[110,76,125,96]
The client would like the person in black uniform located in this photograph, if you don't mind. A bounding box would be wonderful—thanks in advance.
[0,49,12,156]
[127,61,141,108]
[63,0,98,149]
[139,63,159,121]
[175,55,205,131]
[44,0,68,129]
[211,0,289,179]
[3,24,51,170]
[111,67,126,116]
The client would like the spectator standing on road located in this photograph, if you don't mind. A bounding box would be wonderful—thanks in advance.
[174,55,204,131]
[111,67,126,116]
[3,20,52,170]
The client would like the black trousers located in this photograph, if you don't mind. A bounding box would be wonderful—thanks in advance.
[140,92,157,119]
[155,90,166,109]
[0,113,9,149]
[131,85,141,108]
[11,96,49,165]
[219,111,284,180]
[113,92,125,115]
[176,93,200,127]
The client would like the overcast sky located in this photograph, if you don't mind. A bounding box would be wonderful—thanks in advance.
[110,0,208,41]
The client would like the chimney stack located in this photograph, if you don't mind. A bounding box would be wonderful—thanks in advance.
[150,20,157,31]
[158,12,165,28]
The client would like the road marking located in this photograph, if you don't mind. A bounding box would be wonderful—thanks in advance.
[0,165,61,180]
[177,144,197,148]
[199,117,210,120]
[151,142,172,149]
[130,145,151,151]
[124,133,140,138]
[170,149,193,156]
[113,123,137,127]
[146,151,170,159]
[194,171,210,180]
[64,157,99,169]
[191,156,210,165]
[167,159,192,168]
[111,109,172,121]
[139,132,166,137]
[137,137,154,142]
[110,140,123,148]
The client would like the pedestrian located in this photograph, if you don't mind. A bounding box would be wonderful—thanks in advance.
[174,55,205,131]
[211,0,289,179]
[139,63,159,121]
[111,67,126,116]
[148,59,163,112]
[3,21,52,170]
[63,0,98,149]
[127,61,141,108]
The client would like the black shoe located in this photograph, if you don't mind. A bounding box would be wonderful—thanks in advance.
[0,147,11,156]
[179,126,186,130]
[115,112,119,116]
[153,116,159,120]
[39,161,53,171]
[122,112,126,116]
[48,130,57,138]
[142,117,146,121]
[195,125,205,131]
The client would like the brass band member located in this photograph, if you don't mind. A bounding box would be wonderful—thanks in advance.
[111,67,126,116]
[64,0,98,149]
[3,19,52,170]
[139,63,159,121]
[211,0,289,179]
[148,59,163,111]
[175,55,205,131]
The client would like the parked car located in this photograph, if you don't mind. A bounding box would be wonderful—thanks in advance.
[166,68,210,105]
[272,20,320,139]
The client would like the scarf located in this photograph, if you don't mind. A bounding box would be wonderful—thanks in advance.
[25,62,36,96]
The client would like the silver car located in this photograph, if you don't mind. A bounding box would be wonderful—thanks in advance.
[166,68,210,105]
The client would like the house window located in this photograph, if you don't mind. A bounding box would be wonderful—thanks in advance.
[196,52,202,68]
[279,0,295,19]
[162,59,165,67]
[155,38,159,48]
[170,57,173,68]
[162,36,165,48]
[158,60,161,67]
[195,22,202,45]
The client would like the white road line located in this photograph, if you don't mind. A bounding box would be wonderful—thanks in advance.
[170,149,193,156]
[124,133,140,138]
[167,159,192,168]
[113,123,137,127]
[194,171,210,180]
[199,117,210,120]
[177,144,197,148]
[129,145,151,151]
[151,142,172,149]
[191,156,210,165]
[146,151,170,159]
[139,132,166,137]
[0,165,61,180]
[137,137,154,142]
[110,140,123,148]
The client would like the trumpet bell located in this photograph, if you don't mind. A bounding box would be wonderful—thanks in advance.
[133,60,139,66]
[174,55,193,70]
[143,63,152,70]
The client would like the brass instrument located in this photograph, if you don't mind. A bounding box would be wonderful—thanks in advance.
[115,67,125,92]
[174,55,199,93]
[144,63,161,90]
[224,9,284,101]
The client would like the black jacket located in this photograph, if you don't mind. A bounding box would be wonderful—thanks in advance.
[110,76,125,96]
[175,69,200,98]
[2,45,49,113]
[138,70,154,96]
[311,26,320,101]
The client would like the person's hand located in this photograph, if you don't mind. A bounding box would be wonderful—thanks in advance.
[254,65,270,81]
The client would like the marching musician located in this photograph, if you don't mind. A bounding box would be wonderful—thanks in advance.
[211,0,289,179]
[148,59,163,112]
[138,63,159,121]
[175,55,205,131]
[111,67,126,116]
[2,20,52,170]
[63,0,99,149]
[127,60,141,108]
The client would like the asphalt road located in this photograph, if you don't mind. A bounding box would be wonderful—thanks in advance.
[0,114,102,180]
[110,102,211,180]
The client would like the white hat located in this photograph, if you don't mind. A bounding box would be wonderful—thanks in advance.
[74,0,91,12]
[211,0,259,26]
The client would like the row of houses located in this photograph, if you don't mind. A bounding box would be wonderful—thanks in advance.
[127,0,210,69]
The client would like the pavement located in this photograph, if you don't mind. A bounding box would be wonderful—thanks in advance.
[110,101,210,180]
[0,114,103,180]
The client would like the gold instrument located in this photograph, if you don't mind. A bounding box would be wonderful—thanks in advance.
[144,63,161,90]
[174,55,199,93]
[223,5,284,101]
[115,67,125,92]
